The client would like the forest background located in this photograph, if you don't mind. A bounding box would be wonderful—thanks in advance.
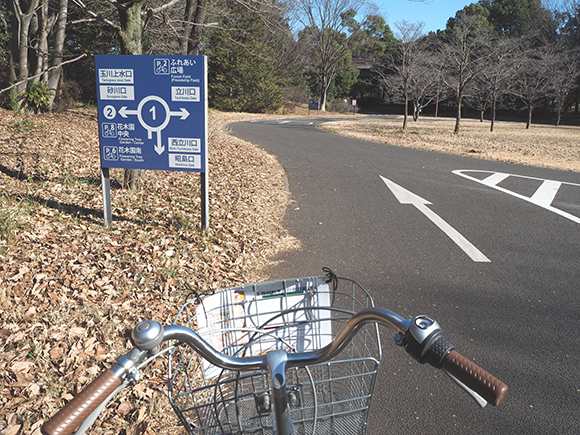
[1,0,580,129]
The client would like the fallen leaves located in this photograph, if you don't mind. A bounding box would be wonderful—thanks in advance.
[0,107,299,434]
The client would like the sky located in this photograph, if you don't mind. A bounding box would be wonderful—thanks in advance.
[374,0,474,34]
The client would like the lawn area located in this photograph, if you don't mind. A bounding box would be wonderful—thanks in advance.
[319,117,580,173]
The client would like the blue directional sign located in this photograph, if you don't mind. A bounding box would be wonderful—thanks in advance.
[95,55,207,172]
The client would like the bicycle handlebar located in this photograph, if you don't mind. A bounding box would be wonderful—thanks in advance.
[42,308,508,435]
[42,369,122,435]
[442,350,508,406]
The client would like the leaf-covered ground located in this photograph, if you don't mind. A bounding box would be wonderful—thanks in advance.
[0,107,298,434]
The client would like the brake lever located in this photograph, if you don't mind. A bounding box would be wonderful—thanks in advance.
[444,369,488,408]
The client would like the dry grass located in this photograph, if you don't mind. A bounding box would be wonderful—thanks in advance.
[319,117,580,172]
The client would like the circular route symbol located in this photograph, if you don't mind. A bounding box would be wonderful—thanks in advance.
[103,105,116,120]
[136,95,171,134]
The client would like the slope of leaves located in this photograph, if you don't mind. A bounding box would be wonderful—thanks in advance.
[0,107,298,434]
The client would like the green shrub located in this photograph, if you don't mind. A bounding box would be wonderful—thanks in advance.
[25,81,54,113]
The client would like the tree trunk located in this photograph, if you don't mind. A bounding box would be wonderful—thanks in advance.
[118,0,146,55]
[118,0,147,189]
[184,0,207,55]
[47,0,68,107]
[320,78,331,112]
[454,94,462,134]
[490,97,496,132]
[180,0,195,54]
[9,0,41,111]
[123,168,145,190]
[402,90,408,130]
[556,101,562,126]
[34,0,48,81]
[526,104,533,129]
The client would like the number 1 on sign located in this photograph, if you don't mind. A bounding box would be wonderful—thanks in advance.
[150,105,156,120]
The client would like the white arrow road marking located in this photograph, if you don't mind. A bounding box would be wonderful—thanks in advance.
[380,176,491,263]
[454,170,580,225]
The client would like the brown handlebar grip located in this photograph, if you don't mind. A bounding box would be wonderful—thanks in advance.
[442,350,508,406]
[42,369,122,435]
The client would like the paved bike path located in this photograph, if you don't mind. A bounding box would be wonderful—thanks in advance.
[231,117,580,435]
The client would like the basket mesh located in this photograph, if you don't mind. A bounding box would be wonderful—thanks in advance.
[168,275,381,435]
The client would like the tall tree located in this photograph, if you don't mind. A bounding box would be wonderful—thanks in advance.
[289,0,375,111]
[440,8,492,133]
[479,0,557,37]
[378,20,428,130]
[510,45,553,128]
[548,49,580,125]
[469,35,520,131]
[206,1,285,113]
[3,0,70,112]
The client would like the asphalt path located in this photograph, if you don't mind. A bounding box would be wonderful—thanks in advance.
[230,117,580,434]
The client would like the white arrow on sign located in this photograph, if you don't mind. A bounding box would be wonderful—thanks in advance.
[119,106,138,118]
[170,108,190,120]
[119,106,189,120]
[380,176,490,263]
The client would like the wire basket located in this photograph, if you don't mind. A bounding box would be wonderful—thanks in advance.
[168,273,382,435]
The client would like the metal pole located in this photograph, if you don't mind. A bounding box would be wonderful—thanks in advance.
[201,55,209,230]
[201,172,208,229]
[101,167,112,226]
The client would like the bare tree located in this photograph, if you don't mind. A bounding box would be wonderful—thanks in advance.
[390,20,426,129]
[4,0,69,112]
[549,49,580,125]
[8,0,39,110]
[467,35,520,131]
[407,49,439,122]
[289,0,374,111]
[510,46,553,129]
[439,14,491,133]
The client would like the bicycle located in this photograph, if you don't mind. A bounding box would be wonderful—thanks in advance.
[42,269,508,435]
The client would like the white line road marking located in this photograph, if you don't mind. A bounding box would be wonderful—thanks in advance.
[380,176,491,263]
[481,172,510,187]
[454,170,580,225]
[529,180,562,207]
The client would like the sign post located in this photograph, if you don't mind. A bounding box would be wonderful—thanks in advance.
[309,99,319,115]
[95,55,208,228]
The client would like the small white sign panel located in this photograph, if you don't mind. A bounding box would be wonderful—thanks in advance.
[169,153,201,169]
[172,86,200,102]
[168,137,201,153]
[98,69,134,84]
[99,85,135,100]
